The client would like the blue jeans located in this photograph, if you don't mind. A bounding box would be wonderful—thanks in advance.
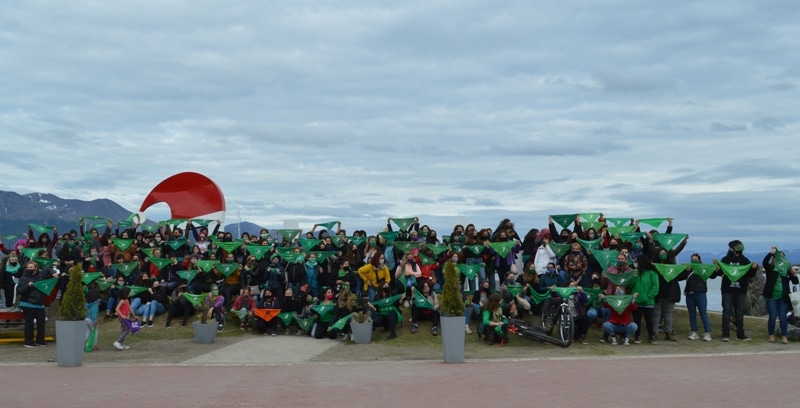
[765,298,789,336]
[685,292,711,333]
[602,321,637,338]
[587,307,610,323]
[131,298,167,319]
[367,286,378,303]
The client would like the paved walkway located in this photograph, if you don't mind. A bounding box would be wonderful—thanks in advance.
[1,341,797,407]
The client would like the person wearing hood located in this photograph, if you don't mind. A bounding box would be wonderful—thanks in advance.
[0,252,22,309]
[714,239,758,342]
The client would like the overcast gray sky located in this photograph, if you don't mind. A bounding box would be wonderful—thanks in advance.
[1,1,798,253]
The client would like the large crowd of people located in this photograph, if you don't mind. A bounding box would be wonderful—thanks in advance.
[1,213,797,349]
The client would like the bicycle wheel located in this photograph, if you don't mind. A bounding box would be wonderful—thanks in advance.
[540,303,557,335]
[557,305,574,347]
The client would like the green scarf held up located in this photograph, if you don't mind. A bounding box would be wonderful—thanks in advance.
[548,242,571,259]
[33,278,58,296]
[581,221,606,232]
[183,292,208,307]
[328,312,353,332]
[196,260,220,273]
[277,229,301,242]
[605,271,635,288]
[29,223,55,234]
[317,221,339,231]
[488,242,515,258]
[504,285,524,298]
[246,245,271,261]
[550,214,577,229]
[577,238,601,251]
[773,250,791,277]
[638,218,668,229]
[604,294,634,314]
[113,262,138,277]
[298,238,321,252]
[717,262,752,283]
[457,264,482,280]
[604,217,631,227]
[392,241,419,254]
[529,288,551,305]
[412,287,435,309]
[653,234,687,251]
[391,217,416,231]
[177,270,197,283]
[653,263,688,283]
[580,213,602,223]
[111,238,134,251]
[426,244,449,255]
[688,263,717,282]
[379,231,400,244]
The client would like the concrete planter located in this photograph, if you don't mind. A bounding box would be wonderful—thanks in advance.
[351,320,373,344]
[441,316,465,363]
[193,322,217,344]
[56,320,86,367]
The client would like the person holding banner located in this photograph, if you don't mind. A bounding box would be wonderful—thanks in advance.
[17,261,57,347]
[599,287,638,345]
[715,240,758,342]
[683,254,714,341]
[410,281,440,335]
[762,247,799,344]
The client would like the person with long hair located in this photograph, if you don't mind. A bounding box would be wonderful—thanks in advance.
[762,247,799,344]
[480,292,507,345]
[358,253,390,302]
[17,261,57,347]
[684,253,714,341]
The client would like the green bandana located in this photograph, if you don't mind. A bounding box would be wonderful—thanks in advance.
[550,214,577,229]
[32,278,58,296]
[653,263,688,283]
[604,294,634,314]
[653,234,687,251]
[412,287,435,309]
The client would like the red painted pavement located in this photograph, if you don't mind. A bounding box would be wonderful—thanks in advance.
[0,352,796,407]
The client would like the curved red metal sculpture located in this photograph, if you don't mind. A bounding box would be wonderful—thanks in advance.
[139,172,226,219]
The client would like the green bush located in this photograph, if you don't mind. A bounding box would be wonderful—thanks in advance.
[58,265,86,321]
[440,261,464,317]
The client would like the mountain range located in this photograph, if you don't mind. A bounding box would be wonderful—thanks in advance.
[0,190,797,265]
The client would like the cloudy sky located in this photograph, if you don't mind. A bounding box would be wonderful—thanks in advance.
[1,1,798,253]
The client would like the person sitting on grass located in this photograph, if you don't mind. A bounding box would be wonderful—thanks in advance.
[255,288,280,336]
[600,286,638,346]
[480,292,508,345]
[205,284,225,332]
[410,281,440,335]
[367,279,406,340]
[232,286,257,330]
[165,279,194,328]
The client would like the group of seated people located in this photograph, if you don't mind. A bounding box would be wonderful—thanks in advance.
[2,212,793,346]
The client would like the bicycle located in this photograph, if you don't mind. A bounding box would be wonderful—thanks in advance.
[507,294,574,347]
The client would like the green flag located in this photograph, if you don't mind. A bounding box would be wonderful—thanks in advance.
[148,257,174,271]
[653,234,687,251]
[33,278,58,296]
[584,287,604,307]
[654,263,688,283]
[96,279,113,291]
[245,245,271,261]
[127,285,148,297]
[329,235,346,247]
[638,218,668,229]
[216,263,240,277]
[278,249,300,263]
[717,262,752,283]
[489,242,515,258]
[529,288,551,305]
[141,223,160,233]
[391,217,416,231]
[688,263,716,282]
[177,270,198,283]
[425,244,450,255]
[278,311,297,326]
[196,260,220,273]
[82,272,104,285]
[605,294,634,314]
[191,219,215,227]
[393,241,420,254]
[216,240,243,254]
[165,238,188,251]
[577,238,601,251]
[32,258,57,269]
[457,264,482,280]
[311,303,335,321]
[505,285,524,298]
[619,232,646,243]
[317,221,339,230]
[605,218,631,227]
[277,229,301,242]
[379,231,400,244]
[113,262,138,277]
[347,236,367,247]
[605,271,635,288]
[418,252,437,266]
[182,292,208,307]
[549,242,571,259]
[412,287,435,309]
[580,213,602,223]
[163,218,186,227]
[82,215,108,221]
[298,238,321,252]
[117,220,133,230]
[328,312,353,332]
[111,238,134,251]
[231,308,249,321]
[1,234,20,242]
[90,222,108,230]
[607,225,636,236]
[550,214,577,229]
[581,221,605,232]
[140,248,157,259]
[552,287,577,299]
[463,244,485,256]
[293,315,316,332]
[450,243,464,253]
[310,251,336,264]
[594,250,619,271]
[19,247,41,260]
[28,223,55,234]
[773,250,792,277]
[372,294,403,310]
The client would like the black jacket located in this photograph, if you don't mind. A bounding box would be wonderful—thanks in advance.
[762,253,799,302]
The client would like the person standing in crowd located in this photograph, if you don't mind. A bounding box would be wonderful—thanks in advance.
[684,253,713,341]
[715,240,758,342]
[762,247,799,344]
[632,255,659,344]
[17,261,57,348]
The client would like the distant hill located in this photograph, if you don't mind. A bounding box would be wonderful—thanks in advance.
[0,190,134,236]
